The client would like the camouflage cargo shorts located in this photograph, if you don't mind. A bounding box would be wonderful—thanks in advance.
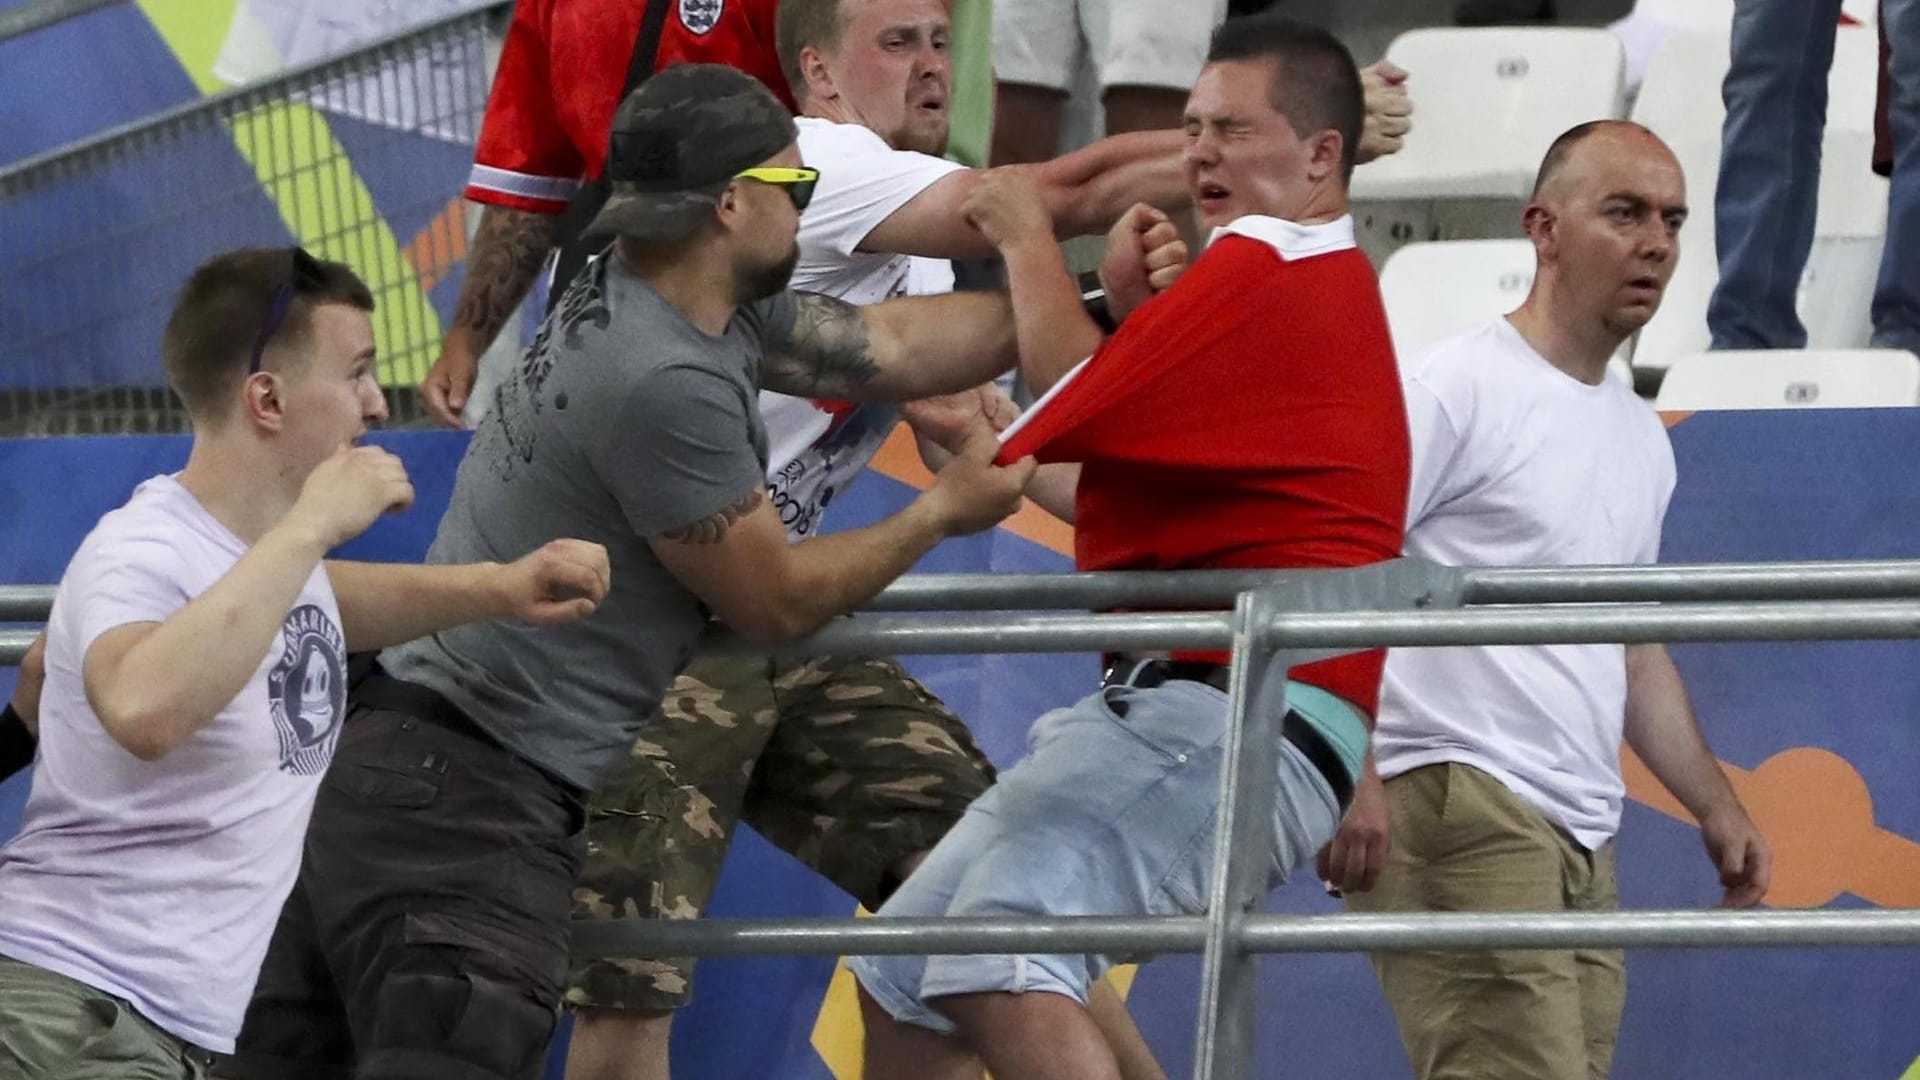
[566,653,996,1012]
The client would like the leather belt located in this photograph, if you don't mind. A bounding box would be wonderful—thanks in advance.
[354,670,491,744]
[1100,658,1355,811]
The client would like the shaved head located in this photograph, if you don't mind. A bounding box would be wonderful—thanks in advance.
[1518,118,1689,348]
[1531,120,1678,202]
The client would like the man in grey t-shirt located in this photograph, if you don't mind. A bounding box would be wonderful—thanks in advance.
[224,65,1036,1080]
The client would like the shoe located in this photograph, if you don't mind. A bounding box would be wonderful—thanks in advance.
[1453,0,1557,26]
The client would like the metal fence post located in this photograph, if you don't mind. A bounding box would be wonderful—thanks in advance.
[1191,589,1284,1080]
[1193,559,1461,1080]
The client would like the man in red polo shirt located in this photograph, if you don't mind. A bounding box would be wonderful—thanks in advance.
[422,0,790,426]
[849,13,1411,1079]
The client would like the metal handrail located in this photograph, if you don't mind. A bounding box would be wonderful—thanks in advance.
[13,557,1920,623]
[6,561,1920,1077]
[11,598,1920,665]
[860,559,1920,610]
[568,909,1920,959]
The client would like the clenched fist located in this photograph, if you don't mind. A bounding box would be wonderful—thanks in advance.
[1358,61,1413,164]
[492,539,612,625]
[1098,204,1189,325]
[288,444,415,550]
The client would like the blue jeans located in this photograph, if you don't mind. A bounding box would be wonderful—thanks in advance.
[1711,0,1920,352]
[850,679,1350,1032]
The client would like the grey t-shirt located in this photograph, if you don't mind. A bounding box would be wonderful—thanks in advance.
[382,255,794,791]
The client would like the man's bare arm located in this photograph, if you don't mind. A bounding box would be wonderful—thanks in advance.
[325,539,609,653]
[859,131,1188,261]
[760,291,1017,401]
[649,440,1033,645]
[1624,643,1772,907]
[1030,130,1190,239]
[453,206,560,352]
[421,205,561,425]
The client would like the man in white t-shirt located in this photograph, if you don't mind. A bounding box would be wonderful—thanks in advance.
[0,247,609,1077]
[1321,121,1773,1080]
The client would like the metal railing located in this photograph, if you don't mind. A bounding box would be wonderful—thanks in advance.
[0,3,510,434]
[0,0,125,44]
[6,557,1920,1076]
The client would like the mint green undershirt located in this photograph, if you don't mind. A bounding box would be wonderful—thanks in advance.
[1284,680,1369,784]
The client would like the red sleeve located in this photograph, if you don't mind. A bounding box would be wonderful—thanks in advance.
[465,0,585,214]
[998,238,1278,466]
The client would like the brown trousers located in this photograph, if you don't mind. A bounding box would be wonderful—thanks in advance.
[1344,763,1626,1080]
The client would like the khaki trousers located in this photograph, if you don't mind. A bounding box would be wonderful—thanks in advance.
[1344,763,1626,1080]
[0,954,208,1079]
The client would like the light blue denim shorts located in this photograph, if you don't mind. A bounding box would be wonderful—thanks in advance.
[849,677,1356,1033]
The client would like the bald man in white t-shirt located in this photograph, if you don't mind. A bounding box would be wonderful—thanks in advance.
[1321,121,1773,1080]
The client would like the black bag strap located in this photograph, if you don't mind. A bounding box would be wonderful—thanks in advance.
[546,0,677,306]
[623,0,676,99]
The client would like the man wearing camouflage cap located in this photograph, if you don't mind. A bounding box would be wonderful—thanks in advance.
[219,65,1036,1080]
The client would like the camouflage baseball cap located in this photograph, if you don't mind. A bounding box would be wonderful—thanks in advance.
[586,64,799,242]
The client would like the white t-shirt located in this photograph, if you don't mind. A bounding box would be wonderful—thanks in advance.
[0,475,346,1052]
[760,117,967,538]
[1374,317,1676,849]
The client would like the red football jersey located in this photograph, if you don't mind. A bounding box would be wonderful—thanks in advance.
[1001,218,1411,716]
[465,0,794,214]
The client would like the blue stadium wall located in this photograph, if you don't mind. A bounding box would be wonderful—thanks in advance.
[3,411,1919,1079]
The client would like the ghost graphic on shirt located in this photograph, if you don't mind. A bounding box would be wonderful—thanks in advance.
[295,650,337,745]
[267,604,347,776]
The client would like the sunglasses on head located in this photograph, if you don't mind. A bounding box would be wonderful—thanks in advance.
[248,247,328,376]
[733,166,820,212]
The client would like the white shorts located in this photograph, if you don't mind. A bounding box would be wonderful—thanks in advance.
[992,0,1230,92]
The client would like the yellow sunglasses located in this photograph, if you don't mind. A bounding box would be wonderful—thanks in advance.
[734,166,820,210]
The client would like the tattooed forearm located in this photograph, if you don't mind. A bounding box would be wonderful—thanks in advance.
[451,206,560,350]
[661,489,765,545]
[762,293,884,399]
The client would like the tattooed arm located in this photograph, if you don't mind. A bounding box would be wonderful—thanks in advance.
[420,205,561,426]
[760,291,1018,402]
[648,438,1034,645]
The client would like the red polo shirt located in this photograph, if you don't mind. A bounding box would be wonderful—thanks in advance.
[465,0,794,214]
[1001,216,1411,716]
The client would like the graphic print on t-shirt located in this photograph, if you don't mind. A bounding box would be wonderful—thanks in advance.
[766,400,896,538]
[680,0,724,34]
[268,604,346,775]
[489,267,610,480]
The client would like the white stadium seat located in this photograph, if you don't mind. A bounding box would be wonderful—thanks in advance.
[1654,349,1920,410]
[1351,28,1626,264]
[1378,240,1535,359]
[1354,28,1627,202]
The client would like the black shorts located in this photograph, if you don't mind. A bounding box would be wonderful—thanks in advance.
[219,676,586,1080]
